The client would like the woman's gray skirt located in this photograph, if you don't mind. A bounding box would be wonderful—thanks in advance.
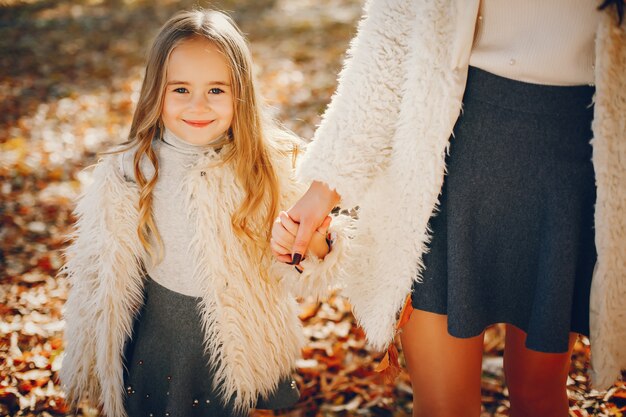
[411,66,596,353]
[123,277,300,417]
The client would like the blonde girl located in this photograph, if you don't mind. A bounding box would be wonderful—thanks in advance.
[60,9,348,417]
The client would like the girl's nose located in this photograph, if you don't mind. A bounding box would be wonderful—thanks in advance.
[190,92,210,111]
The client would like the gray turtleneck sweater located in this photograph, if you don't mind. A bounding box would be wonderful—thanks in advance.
[120,130,219,296]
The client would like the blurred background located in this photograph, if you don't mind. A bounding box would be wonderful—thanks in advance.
[0,0,624,416]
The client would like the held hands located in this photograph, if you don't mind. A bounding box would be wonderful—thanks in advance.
[271,181,340,265]
[271,212,332,263]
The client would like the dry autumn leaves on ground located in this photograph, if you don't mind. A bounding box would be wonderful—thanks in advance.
[0,0,624,416]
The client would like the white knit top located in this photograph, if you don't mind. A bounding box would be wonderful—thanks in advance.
[469,0,603,86]
[121,130,224,296]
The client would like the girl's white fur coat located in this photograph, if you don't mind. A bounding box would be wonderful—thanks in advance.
[297,0,626,388]
[60,144,350,417]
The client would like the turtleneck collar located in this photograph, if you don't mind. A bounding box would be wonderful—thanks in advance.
[161,128,229,156]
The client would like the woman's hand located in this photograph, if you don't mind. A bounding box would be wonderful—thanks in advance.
[283,181,340,264]
[270,211,332,262]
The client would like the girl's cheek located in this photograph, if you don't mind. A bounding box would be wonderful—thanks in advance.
[209,95,230,104]
[212,97,234,112]
[164,94,183,108]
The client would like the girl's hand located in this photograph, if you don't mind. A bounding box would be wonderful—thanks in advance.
[285,181,340,264]
[271,211,297,263]
[271,212,332,263]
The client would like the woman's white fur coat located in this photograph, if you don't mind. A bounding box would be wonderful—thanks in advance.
[59,143,350,417]
[297,0,626,389]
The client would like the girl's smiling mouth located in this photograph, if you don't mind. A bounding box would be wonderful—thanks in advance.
[183,119,214,128]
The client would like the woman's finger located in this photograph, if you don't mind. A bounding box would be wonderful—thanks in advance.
[287,181,339,263]
[316,216,332,235]
[272,251,293,264]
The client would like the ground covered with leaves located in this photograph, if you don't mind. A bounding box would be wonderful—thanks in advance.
[1,0,625,416]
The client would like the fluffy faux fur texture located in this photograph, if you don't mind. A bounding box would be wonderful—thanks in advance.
[60,144,351,416]
[182,149,303,413]
[298,0,478,353]
[298,0,625,388]
[60,157,146,417]
[589,11,626,389]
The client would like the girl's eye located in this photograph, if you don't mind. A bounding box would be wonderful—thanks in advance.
[209,88,224,94]
[173,87,188,94]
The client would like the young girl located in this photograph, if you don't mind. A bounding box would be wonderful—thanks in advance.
[59,9,349,417]
[280,0,625,416]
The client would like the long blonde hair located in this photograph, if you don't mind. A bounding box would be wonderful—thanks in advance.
[120,9,291,263]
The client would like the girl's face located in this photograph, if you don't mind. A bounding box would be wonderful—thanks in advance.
[162,37,234,146]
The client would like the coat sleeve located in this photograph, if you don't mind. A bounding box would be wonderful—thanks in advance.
[270,139,353,300]
[296,0,412,207]
[588,12,626,390]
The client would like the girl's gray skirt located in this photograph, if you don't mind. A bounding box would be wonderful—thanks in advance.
[411,66,596,353]
[123,277,300,417]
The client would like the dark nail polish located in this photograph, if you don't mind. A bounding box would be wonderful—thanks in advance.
[289,253,302,265]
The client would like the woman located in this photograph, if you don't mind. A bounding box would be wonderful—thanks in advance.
[272,1,626,416]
